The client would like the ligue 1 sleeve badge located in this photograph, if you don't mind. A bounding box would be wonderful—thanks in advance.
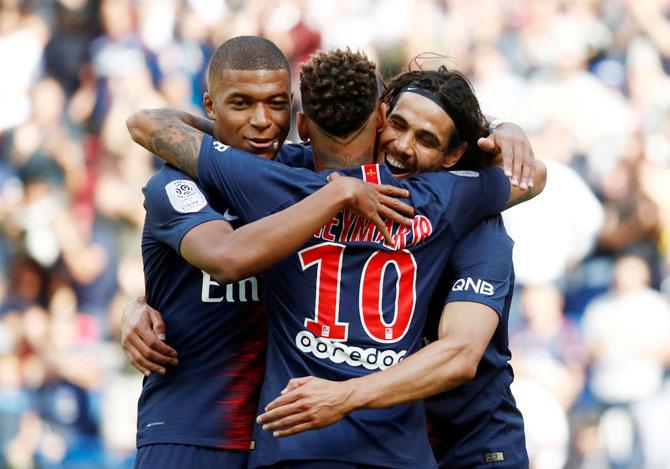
[165,180,208,213]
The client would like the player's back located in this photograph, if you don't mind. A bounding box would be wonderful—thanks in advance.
[257,166,507,467]
[193,139,511,468]
[139,164,265,451]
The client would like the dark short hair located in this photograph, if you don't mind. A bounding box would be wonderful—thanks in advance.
[300,49,378,137]
[208,36,290,86]
[381,65,490,170]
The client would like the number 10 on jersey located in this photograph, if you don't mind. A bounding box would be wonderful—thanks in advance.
[298,242,417,344]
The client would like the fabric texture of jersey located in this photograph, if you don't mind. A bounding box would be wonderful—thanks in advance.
[134,444,249,469]
[196,136,511,468]
[138,164,266,450]
[425,216,528,468]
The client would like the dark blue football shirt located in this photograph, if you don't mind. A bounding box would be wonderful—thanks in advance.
[196,135,510,468]
[425,216,528,468]
[138,143,310,450]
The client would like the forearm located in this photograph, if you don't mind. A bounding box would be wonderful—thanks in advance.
[207,181,351,283]
[126,108,204,178]
[344,301,498,410]
[346,338,476,411]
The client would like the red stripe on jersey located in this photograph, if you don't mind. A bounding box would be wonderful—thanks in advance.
[217,304,267,449]
[361,164,381,185]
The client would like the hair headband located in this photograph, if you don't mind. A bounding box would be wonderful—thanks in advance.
[399,86,450,116]
[398,86,461,150]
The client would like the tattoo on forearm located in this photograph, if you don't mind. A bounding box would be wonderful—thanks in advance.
[142,110,201,178]
[183,113,214,136]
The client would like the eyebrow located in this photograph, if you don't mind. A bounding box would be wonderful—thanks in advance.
[225,91,289,101]
[389,114,408,125]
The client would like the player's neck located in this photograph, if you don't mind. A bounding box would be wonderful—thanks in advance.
[312,142,375,171]
[310,119,377,171]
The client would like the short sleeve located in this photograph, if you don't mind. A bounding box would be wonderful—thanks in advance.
[443,166,510,239]
[442,216,514,318]
[143,166,224,253]
[196,135,327,223]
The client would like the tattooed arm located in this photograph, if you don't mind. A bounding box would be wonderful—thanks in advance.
[126,108,212,178]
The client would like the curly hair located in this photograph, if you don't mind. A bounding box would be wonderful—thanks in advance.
[300,49,378,137]
[380,65,491,170]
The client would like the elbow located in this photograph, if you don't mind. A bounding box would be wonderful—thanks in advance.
[126,110,153,147]
[208,251,248,285]
[126,111,144,144]
[453,359,478,383]
[534,160,547,195]
[210,269,244,286]
[441,340,480,385]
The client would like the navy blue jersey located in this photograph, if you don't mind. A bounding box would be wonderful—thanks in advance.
[139,165,267,450]
[425,216,527,468]
[135,444,249,469]
[279,140,315,170]
[196,136,510,468]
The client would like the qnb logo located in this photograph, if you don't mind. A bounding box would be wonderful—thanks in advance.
[295,330,407,370]
[452,278,495,296]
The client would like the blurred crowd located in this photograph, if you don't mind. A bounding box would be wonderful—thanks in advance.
[0,0,669,467]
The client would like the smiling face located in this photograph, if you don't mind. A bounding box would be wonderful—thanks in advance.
[204,68,291,159]
[377,92,464,179]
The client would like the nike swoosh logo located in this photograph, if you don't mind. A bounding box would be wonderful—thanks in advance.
[223,209,239,221]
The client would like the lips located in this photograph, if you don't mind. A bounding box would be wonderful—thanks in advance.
[246,138,277,152]
[385,153,412,178]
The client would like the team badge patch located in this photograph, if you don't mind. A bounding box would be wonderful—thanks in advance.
[165,180,208,213]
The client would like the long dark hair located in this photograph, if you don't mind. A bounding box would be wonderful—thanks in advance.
[381,62,491,170]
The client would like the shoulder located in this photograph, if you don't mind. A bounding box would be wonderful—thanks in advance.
[463,216,513,248]
[201,134,229,154]
[451,216,513,269]
[146,165,198,192]
[144,165,210,213]
[277,141,314,169]
[404,168,486,190]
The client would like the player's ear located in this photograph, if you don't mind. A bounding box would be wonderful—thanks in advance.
[203,91,215,120]
[442,143,467,169]
[375,103,387,131]
[297,112,309,141]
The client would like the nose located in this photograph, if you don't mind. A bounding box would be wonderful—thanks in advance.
[393,131,414,157]
[250,104,271,130]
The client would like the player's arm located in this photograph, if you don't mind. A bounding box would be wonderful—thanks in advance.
[126,108,211,178]
[258,217,511,436]
[257,302,498,437]
[181,173,413,284]
[122,296,179,376]
[127,108,414,233]
[127,171,413,375]
[479,121,535,190]
[475,121,547,207]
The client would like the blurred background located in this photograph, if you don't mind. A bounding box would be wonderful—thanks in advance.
[0,0,669,467]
